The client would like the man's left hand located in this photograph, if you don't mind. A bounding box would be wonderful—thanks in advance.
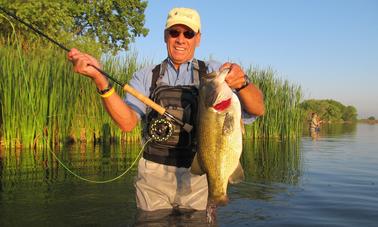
[220,62,246,90]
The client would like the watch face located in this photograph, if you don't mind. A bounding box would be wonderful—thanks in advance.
[244,75,251,84]
[236,75,250,92]
[242,75,250,86]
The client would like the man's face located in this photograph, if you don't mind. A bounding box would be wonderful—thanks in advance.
[165,24,201,68]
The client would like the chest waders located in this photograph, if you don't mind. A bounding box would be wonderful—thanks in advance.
[143,59,207,168]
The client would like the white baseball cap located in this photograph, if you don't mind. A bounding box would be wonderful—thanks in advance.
[165,8,201,32]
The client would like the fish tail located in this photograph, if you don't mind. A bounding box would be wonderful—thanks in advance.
[210,195,229,206]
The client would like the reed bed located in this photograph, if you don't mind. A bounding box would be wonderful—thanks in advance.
[0,40,142,149]
[0,39,304,148]
[244,67,304,139]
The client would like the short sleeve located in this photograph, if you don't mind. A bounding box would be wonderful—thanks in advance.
[124,66,155,119]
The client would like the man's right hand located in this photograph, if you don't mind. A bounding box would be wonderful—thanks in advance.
[67,49,139,132]
[67,48,103,80]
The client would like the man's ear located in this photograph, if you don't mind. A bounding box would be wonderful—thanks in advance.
[195,32,201,47]
[164,31,168,43]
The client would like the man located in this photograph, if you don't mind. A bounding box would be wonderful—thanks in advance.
[310,112,323,139]
[310,113,321,130]
[68,7,264,212]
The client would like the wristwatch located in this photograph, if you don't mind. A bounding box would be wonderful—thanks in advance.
[97,82,113,95]
[235,75,250,92]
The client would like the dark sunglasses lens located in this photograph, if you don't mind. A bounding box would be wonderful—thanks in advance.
[168,30,180,38]
[183,30,195,39]
[168,30,196,39]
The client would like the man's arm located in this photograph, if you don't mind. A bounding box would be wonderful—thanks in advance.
[67,48,139,132]
[220,63,265,116]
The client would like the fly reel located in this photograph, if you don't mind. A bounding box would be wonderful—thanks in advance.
[148,117,174,142]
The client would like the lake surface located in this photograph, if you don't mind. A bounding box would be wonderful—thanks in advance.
[1,124,377,226]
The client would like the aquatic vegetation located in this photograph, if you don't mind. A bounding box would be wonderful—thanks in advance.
[0,39,304,148]
[244,67,304,139]
[0,39,141,148]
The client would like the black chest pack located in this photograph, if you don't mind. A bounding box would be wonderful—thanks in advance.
[143,59,207,168]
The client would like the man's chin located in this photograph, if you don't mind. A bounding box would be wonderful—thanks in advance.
[170,57,189,65]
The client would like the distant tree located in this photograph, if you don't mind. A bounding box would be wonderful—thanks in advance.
[300,99,357,123]
[326,103,342,122]
[368,116,375,121]
[0,0,149,54]
[342,106,357,122]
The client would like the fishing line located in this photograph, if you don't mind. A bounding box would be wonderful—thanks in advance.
[0,6,124,87]
[0,10,16,37]
[0,6,191,134]
[48,138,151,184]
[1,6,163,182]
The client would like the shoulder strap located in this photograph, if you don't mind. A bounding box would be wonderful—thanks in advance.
[150,64,160,96]
[150,59,168,96]
[197,59,207,76]
[192,59,207,85]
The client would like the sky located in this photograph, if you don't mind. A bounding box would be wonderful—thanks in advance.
[127,0,378,118]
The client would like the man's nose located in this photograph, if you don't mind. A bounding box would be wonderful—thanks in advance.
[175,32,186,43]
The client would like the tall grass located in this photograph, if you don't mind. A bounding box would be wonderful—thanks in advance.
[0,39,142,148]
[0,38,304,148]
[244,67,304,139]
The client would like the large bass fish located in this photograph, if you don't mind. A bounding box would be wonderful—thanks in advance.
[191,69,245,222]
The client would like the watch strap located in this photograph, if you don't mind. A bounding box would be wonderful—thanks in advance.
[97,82,113,95]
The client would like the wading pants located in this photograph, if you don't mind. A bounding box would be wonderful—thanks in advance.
[135,157,208,211]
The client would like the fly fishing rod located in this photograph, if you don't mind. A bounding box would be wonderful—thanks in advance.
[0,6,192,138]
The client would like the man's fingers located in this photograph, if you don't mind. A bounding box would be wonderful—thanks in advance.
[225,75,244,88]
[220,62,233,71]
[67,48,79,61]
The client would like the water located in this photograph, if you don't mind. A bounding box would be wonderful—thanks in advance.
[1,124,377,226]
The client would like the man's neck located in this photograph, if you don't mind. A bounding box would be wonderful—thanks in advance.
[167,57,194,71]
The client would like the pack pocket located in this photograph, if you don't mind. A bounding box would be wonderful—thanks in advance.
[146,85,198,150]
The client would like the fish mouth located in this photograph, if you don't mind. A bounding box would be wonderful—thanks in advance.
[212,98,231,111]
[203,71,217,80]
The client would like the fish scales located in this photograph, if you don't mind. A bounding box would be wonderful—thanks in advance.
[194,69,244,206]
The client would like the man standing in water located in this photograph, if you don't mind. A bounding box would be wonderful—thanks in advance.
[310,112,323,139]
[68,7,264,214]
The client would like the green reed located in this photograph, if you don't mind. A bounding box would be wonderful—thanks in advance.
[0,39,142,148]
[244,67,304,139]
[0,38,304,148]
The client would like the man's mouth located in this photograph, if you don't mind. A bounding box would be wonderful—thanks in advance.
[174,46,186,51]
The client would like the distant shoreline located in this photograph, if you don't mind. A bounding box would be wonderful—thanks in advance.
[358,119,378,124]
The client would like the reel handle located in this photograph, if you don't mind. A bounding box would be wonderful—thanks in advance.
[123,84,166,115]
[123,84,193,133]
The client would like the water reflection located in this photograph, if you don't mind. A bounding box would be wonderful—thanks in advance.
[0,139,303,226]
[134,209,211,227]
[0,143,141,193]
[227,139,303,207]
[1,124,377,226]
[241,139,302,185]
[305,123,357,139]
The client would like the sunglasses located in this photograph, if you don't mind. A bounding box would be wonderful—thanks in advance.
[168,29,196,39]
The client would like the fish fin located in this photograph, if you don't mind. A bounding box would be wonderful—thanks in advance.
[228,162,245,184]
[222,113,234,135]
[240,119,245,135]
[190,153,205,175]
[219,68,230,82]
